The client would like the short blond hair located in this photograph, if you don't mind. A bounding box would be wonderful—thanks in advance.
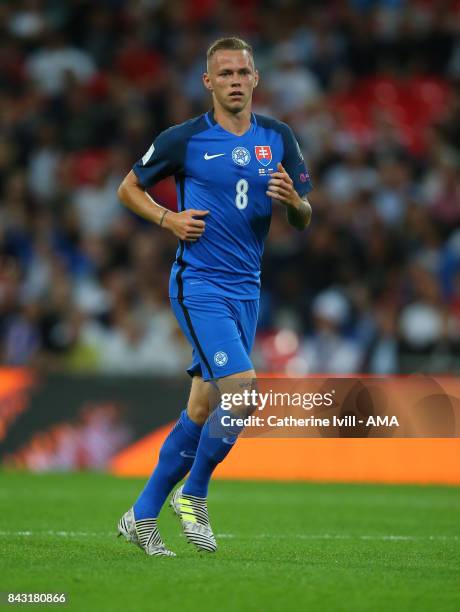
[206,37,253,63]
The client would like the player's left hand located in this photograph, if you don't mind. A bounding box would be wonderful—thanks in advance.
[266,163,302,208]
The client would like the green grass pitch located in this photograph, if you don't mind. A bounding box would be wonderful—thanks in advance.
[1,472,459,611]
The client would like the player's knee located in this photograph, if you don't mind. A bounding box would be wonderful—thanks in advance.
[186,401,209,425]
[186,375,212,425]
[217,370,258,417]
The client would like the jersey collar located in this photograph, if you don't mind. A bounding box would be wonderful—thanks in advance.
[205,109,257,133]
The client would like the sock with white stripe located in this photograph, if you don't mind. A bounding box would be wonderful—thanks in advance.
[134,410,202,520]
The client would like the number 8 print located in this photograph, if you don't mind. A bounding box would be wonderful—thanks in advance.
[235,179,248,210]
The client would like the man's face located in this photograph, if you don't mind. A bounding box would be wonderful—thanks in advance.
[203,49,258,114]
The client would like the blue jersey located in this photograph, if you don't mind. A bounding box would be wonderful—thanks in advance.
[133,111,312,300]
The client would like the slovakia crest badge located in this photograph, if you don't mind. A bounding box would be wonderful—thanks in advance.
[254,145,272,167]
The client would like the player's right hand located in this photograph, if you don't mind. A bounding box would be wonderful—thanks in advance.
[164,209,209,241]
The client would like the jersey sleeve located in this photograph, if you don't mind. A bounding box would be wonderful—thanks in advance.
[132,126,184,189]
[280,124,313,197]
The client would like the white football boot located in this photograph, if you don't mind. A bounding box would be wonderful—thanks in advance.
[170,486,217,553]
[117,508,175,557]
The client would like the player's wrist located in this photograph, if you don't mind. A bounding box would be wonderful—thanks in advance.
[158,209,169,228]
[287,192,302,209]
[161,210,175,231]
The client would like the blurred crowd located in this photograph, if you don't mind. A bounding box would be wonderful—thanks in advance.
[1,0,460,376]
[3,402,132,471]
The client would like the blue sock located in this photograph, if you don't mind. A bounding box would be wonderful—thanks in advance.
[183,405,244,498]
[133,410,203,519]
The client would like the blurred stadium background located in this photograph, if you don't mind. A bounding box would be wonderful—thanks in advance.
[1,0,460,477]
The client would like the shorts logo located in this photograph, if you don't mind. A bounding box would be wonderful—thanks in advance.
[255,145,272,166]
[232,147,251,166]
[214,351,228,367]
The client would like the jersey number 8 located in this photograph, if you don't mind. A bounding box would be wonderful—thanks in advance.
[235,179,249,210]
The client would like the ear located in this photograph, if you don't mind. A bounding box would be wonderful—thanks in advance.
[253,69,259,88]
[203,72,213,91]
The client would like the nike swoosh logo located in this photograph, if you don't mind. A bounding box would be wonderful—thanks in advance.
[180,450,196,458]
[222,437,236,445]
[204,153,225,160]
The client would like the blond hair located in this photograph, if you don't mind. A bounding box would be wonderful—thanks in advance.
[206,37,253,65]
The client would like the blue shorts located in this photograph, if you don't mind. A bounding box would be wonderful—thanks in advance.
[170,295,259,381]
